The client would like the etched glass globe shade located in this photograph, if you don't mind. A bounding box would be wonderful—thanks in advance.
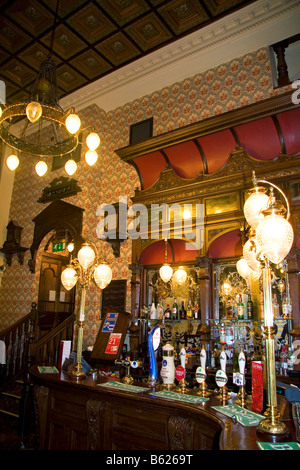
[35,160,48,176]
[65,113,81,134]
[244,187,269,229]
[6,154,19,171]
[256,213,294,264]
[94,263,112,289]
[61,266,78,291]
[86,132,100,150]
[243,239,261,273]
[173,267,187,285]
[85,150,98,166]
[78,243,96,270]
[236,258,260,281]
[26,101,42,123]
[65,159,77,175]
[159,264,173,283]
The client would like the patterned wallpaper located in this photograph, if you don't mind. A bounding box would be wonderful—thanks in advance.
[0,47,290,348]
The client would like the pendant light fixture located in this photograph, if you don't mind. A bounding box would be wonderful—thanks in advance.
[159,239,173,283]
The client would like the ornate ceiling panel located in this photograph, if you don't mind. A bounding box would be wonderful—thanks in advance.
[0,0,255,104]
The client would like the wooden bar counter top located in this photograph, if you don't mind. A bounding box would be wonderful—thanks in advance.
[29,365,296,451]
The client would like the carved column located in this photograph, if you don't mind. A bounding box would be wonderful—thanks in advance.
[196,256,212,323]
[272,41,290,87]
[287,247,300,328]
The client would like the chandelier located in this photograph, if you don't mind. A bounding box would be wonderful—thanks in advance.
[0,1,100,177]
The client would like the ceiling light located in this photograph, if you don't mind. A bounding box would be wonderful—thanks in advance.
[0,3,100,176]
[65,159,77,176]
[85,150,98,166]
[65,113,81,134]
[35,160,48,176]
[86,132,100,150]
[159,239,173,282]
[6,154,19,171]
[26,101,42,123]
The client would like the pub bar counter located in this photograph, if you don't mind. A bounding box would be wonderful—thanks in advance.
[29,365,296,451]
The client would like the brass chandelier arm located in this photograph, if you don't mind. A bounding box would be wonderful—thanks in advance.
[0,103,79,157]
[251,171,290,220]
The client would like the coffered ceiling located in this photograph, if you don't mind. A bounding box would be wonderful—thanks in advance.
[0,0,256,105]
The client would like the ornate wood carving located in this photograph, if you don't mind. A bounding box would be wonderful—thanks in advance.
[28,200,84,273]
[32,384,49,450]
[86,398,109,450]
[167,416,193,450]
[0,220,28,266]
[37,176,82,204]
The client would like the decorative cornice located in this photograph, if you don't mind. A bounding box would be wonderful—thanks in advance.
[61,0,300,112]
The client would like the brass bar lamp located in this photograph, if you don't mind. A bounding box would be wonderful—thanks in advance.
[243,172,294,435]
[61,241,112,379]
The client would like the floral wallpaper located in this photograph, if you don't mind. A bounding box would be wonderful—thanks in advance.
[0,47,290,348]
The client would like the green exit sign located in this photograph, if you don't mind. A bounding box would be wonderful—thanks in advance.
[52,241,67,252]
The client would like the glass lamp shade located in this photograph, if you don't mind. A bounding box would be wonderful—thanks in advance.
[244,187,269,229]
[85,150,98,166]
[94,263,112,289]
[65,113,81,134]
[65,159,77,175]
[61,266,78,291]
[173,267,187,285]
[86,132,100,150]
[236,258,260,281]
[243,239,261,273]
[222,281,232,296]
[256,213,294,264]
[35,160,48,176]
[6,154,19,171]
[26,101,42,123]
[159,264,173,283]
[78,243,96,270]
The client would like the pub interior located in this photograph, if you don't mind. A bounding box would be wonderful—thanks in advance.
[0,0,300,452]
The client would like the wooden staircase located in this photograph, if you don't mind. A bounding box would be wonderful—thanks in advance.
[0,303,75,448]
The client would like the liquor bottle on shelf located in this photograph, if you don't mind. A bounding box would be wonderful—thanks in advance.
[186,299,193,318]
[237,295,244,320]
[287,346,295,371]
[172,298,179,320]
[247,293,253,320]
[194,303,199,319]
[150,301,157,320]
[282,294,291,319]
[179,301,186,319]
[164,304,172,320]
[157,300,163,320]
[273,294,280,319]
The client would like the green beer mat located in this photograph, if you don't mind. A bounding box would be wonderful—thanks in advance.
[257,441,300,450]
[152,390,209,404]
[97,381,149,393]
[212,404,264,426]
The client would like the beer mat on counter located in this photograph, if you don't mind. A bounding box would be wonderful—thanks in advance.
[97,381,150,393]
[151,390,209,404]
[212,404,264,426]
[257,441,300,450]
[37,366,59,374]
